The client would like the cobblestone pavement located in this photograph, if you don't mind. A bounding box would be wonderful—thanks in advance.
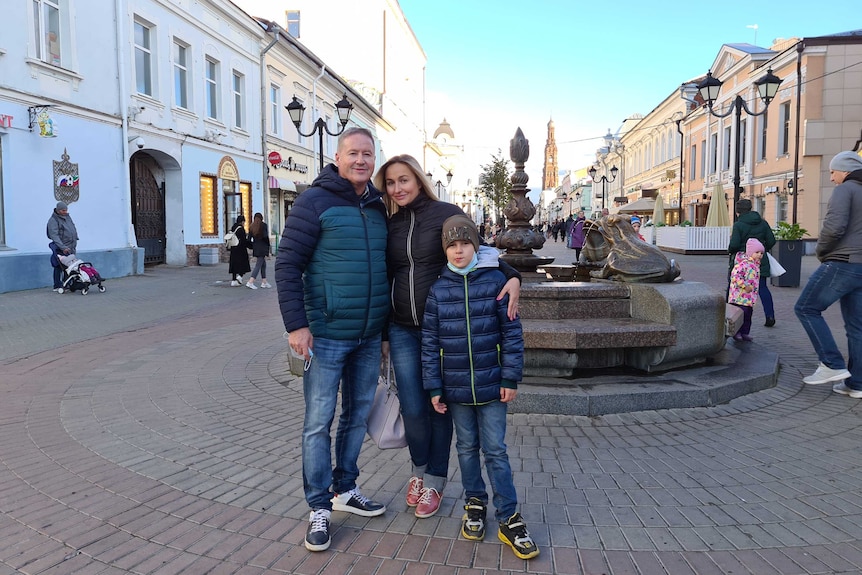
[1,243,860,575]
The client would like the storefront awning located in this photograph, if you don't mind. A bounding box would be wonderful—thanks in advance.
[268,176,296,191]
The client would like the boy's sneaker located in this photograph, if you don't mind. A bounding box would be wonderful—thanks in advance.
[415,488,441,518]
[461,497,486,540]
[305,509,331,551]
[498,512,539,559]
[406,476,423,507]
[331,488,385,517]
[833,381,862,398]
[803,362,851,385]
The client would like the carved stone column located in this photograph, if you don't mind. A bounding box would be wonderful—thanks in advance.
[498,128,554,274]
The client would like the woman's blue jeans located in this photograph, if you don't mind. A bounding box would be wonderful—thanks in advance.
[388,323,452,483]
[450,400,517,522]
[794,261,862,389]
[302,334,381,510]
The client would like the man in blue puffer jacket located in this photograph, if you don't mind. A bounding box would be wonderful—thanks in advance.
[275,127,389,552]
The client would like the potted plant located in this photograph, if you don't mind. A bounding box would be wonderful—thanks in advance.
[772,222,808,287]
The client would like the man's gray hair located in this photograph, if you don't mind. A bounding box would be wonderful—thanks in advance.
[337,126,375,150]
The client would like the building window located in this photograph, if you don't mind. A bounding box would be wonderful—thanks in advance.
[134,20,154,96]
[325,115,336,158]
[232,71,244,129]
[200,175,218,236]
[709,133,718,175]
[740,118,747,167]
[780,102,791,155]
[286,10,300,37]
[240,182,252,225]
[700,140,706,178]
[689,144,696,180]
[270,84,281,134]
[722,126,731,171]
[205,57,219,120]
[173,40,189,109]
[758,111,768,160]
[33,0,65,67]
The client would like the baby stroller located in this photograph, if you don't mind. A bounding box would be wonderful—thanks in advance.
[57,253,106,295]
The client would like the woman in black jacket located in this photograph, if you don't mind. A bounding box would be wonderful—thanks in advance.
[246,212,271,289]
[374,154,520,519]
[228,215,251,286]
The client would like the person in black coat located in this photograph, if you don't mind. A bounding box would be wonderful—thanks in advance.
[228,215,251,286]
[246,212,271,289]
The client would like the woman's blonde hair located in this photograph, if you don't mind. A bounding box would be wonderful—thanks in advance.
[374,154,439,216]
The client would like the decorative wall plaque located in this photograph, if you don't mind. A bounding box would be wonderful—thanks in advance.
[53,148,79,204]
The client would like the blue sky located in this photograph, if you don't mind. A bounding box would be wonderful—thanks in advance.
[398,0,855,193]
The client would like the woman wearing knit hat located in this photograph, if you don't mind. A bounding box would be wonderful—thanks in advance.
[794,150,862,393]
[46,201,79,292]
[728,238,764,341]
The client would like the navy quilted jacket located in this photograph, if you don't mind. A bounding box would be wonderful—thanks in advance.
[275,164,389,340]
[421,259,524,405]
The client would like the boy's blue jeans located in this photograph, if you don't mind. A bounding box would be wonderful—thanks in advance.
[794,261,862,390]
[388,323,452,487]
[301,334,381,510]
[449,400,517,522]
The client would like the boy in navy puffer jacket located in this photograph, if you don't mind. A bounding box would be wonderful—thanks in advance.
[421,215,538,560]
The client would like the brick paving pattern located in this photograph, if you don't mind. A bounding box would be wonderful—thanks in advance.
[0,243,859,575]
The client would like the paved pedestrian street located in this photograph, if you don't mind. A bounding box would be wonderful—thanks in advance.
[1,242,860,575]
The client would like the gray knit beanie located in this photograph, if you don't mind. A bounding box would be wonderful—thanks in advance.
[829,151,862,173]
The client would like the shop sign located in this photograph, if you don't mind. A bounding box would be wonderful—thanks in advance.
[271,155,308,174]
[0,114,12,128]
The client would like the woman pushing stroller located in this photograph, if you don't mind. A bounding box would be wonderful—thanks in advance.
[47,201,79,293]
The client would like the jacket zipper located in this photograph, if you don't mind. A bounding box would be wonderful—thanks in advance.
[407,211,419,326]
[464,275,478,404]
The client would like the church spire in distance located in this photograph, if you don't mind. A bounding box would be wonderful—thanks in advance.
[542,118,558,190]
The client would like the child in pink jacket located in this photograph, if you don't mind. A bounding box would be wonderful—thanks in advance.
[728,238,764,341]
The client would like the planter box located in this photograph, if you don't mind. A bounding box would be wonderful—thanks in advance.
[772,240,803,287]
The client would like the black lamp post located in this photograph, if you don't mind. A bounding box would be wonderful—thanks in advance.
[286,93,353,173]
[588,164,619,210]
[696,68,782,222]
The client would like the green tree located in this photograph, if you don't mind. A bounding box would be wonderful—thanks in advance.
[477,151,512,226]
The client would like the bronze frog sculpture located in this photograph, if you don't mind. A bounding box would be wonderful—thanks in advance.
[583,215,681,283]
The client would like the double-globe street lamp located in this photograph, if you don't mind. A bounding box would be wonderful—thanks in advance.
[286,94,353,173]
[696,68,782,222]
[426,170,453,203]
[588,164,619,211]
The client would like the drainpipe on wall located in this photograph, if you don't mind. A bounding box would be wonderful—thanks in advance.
[310,66,326,177]
[115,0,135,250]
[259,23,280,222]
[792,40,803,225]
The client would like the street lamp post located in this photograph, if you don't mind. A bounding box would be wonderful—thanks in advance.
[285,93,353,173]
[696,68,782,222]
[428,170,453,202]
[588,164,619,210]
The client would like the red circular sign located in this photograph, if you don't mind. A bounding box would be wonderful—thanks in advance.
[268,151,282,165]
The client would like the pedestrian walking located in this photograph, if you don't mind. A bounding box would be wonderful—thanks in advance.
[46,201,78,292]
[246,212,271,289]
[728,198,777,326]
[228,215,251,286]
[795,150,862,394]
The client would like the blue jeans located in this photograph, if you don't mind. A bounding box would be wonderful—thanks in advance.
[449,400,517,522]
[388,323,452,486]
[302,334,381,510]
[759,276,774,319]
[794,261,862,389]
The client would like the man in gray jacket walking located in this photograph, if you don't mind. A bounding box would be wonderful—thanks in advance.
[47,201,78,291]
[795,151,862,394]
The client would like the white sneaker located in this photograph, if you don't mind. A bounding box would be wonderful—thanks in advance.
[246,281,258,289]
[230,280,240,287]
[260,281,272,289]
[833,382,862,398]
[803,362,851,385]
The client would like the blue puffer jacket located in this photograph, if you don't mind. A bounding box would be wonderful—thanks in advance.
[421,255,523,405]
[275,164,389,340]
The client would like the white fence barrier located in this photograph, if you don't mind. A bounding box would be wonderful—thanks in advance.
[655,226,731,252]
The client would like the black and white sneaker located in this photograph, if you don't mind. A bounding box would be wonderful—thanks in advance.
[461,497,486,541]
[331,488,386,517]
[305,509,331,552]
